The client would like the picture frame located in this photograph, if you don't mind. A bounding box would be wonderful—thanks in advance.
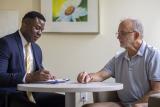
[41,0,99,33]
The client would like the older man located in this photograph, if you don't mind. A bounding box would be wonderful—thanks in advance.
[77,18,160,107]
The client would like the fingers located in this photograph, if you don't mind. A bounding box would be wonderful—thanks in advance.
[41,69,50,74]
[81,72,87,83]
[50,75,56,80]
[39,70,55,80]
[85,74,92,83]
[77,72,91,83]
[77,72,85,83]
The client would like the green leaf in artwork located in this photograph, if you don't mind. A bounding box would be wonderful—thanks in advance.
[79,0,88,9]
[76,16,88,22]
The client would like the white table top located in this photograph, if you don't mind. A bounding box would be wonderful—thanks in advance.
[17,82,123,93]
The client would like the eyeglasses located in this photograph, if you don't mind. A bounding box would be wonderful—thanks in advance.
[116,31,135,36]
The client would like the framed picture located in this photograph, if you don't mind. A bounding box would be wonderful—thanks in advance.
[41,0,99,33]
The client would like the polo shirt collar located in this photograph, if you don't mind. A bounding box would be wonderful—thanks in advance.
[124,40,146,59]
[137,40,146,56]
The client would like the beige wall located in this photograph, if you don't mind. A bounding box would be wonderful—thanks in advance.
[1,0,160,107]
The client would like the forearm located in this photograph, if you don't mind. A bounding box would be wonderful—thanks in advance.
[89,70,111,82]
[135,90,160,103]
[0,72,24,87]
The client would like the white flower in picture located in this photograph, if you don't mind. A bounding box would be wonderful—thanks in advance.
[53,0,88,22]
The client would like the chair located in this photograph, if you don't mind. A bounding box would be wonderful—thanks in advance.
[93,91,160,107]
[93,91,120,103]
[0,92,9,107]
[148,93,160,107]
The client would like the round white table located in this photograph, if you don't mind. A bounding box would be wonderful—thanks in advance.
[17,82,123,107]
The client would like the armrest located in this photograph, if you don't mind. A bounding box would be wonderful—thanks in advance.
[148,93,160,107]
[93,91,120,103]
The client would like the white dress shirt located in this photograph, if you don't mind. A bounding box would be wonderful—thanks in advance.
[18,30,35,82]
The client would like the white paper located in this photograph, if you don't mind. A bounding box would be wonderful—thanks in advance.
[37,78,70,84]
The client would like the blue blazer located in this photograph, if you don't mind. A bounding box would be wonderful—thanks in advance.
[0,31,43,93]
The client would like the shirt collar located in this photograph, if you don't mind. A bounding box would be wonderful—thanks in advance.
[124,40,146,59]
[18,30,28,47]
[137,40,146,56]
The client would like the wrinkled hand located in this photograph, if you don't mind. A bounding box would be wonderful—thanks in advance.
[77,72,92,83]
[26,69,56,83]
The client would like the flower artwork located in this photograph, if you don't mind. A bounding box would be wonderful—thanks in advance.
[41,0,98,33]
[52,0,88,22]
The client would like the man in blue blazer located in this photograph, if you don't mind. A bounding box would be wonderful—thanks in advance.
[0,11,64,107]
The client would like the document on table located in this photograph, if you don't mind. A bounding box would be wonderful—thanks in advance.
[36,78,70,84]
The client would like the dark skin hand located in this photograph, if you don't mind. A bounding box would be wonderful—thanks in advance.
[25,69,55,83]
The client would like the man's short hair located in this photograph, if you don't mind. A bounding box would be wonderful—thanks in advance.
[121,18,144,38]
[131,19,143,37]
[22,11,46,22]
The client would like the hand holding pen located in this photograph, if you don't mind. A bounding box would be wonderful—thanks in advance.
[26,69,56,83]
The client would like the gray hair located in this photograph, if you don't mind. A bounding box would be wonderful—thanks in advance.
[121,18,144,38]
[132,19,143,38]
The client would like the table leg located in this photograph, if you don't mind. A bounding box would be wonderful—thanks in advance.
[65,92,76,107]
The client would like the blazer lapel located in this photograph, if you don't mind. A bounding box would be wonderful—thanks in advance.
[14,32,26,73]
[31,43,41,70]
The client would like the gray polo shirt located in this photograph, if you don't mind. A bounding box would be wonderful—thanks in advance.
[102,41,160,106]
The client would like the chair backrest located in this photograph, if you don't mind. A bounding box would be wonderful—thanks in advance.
[93,91,120,103]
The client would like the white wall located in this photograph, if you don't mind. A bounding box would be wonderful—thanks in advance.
[0,11,18,37]
[1,0,160,107]
[39,0,160,80]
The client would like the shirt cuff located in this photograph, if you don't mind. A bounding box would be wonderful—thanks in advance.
[22,73,27,83]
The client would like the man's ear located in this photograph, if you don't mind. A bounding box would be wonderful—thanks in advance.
[22,18,31,25]
[134,32,140,40]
